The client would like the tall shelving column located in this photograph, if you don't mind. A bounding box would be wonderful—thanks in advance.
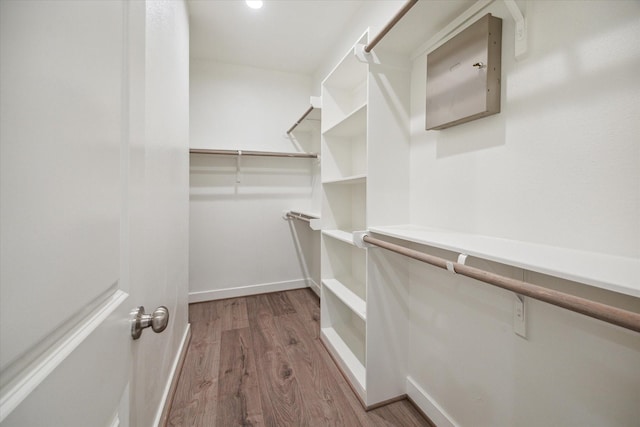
[320,31,369,403]
[320,28,412,408]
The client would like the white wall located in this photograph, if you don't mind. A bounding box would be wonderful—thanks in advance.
[189,60,320,301]
[410,0,640,257]
[406,1,640,425]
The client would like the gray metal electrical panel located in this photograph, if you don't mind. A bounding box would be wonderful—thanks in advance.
[426,13,502,130]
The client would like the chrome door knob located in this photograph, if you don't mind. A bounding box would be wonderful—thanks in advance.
[131,306,169,340]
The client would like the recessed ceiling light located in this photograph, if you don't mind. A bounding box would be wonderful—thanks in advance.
[246,0,263,9]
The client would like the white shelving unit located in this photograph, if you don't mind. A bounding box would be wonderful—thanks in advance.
[320,29,411,407]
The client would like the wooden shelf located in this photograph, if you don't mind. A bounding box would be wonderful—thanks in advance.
[369,225,640,298]
[323,279,366,320]
[323,103,367,138]
[322,174,366,185]
[322,229,354,245]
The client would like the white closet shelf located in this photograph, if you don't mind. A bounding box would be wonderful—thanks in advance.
[287,104,321,134]
[322,174,367,185]
[323,279,366,320]
[320,327,366,396]
[322,229,355,245]
[369,225,640,298]
[322,103,367,138]
[288,210,320,219]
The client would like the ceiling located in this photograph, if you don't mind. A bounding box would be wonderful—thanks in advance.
[187,0,366,75]
[187,0,477,75]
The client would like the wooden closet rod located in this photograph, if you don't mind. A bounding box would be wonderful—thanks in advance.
[286,105,315,135]
[362,234,640,333]
[364,0,419,53]
[189,148,318,159]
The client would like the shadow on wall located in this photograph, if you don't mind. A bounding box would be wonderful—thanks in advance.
[434,112,506,158]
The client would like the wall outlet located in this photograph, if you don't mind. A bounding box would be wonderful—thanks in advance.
[514,294,527,338]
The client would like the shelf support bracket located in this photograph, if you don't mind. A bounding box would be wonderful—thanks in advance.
[446,253,469,274]
[504,0,527,59]
[353,231,374,249]
[235,150,242,183]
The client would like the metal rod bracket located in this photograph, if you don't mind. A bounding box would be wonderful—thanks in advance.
[354,231,374,249]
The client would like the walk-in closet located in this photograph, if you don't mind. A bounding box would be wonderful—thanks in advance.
[1,1,638,426]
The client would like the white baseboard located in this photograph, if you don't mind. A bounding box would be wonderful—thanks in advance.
[308,279,320,297]
[188,278,309,303]
[406,376,458,427]
[154,323,191,427]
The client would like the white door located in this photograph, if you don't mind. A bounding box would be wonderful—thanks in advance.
[0,1,190,426]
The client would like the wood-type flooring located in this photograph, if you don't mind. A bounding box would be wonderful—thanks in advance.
[167,288,432,426]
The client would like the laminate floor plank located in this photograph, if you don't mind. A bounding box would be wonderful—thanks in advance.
[266,291,297,316]
[168,301,222,426]
[246,294,308,427]
[216,327,265,426]
[168,289,432,427]
[189,301,221,343]
[275,313,363,426]
[220,297,250,331]
[286,288,321,340]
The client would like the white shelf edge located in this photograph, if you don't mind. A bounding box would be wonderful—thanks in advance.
[322,279,366,321]
[369,225,640,299]
[288,209,320,219]
[322,174,367,185]
[322,229,355,245]
[322,102,367,137]
[320,327,366,398]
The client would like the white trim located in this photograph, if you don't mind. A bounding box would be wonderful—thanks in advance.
[0,290,129,422]
[308,279,320,297]
[152,323,191,427]
[188,279,308,303]
[321,328,366,402]
[406,376,458,427]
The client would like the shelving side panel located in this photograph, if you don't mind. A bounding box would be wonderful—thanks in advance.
[321,288,367,369]
[320,327,366,400]
[321,182,366,233]
[322,134,367,183]
[321,235,366,301]
[323,278,366,320]
[365,239,411,406]
[322,84,367,133]
[321,30,369,134]
[322,103,366,139]
[366,60,411,227]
